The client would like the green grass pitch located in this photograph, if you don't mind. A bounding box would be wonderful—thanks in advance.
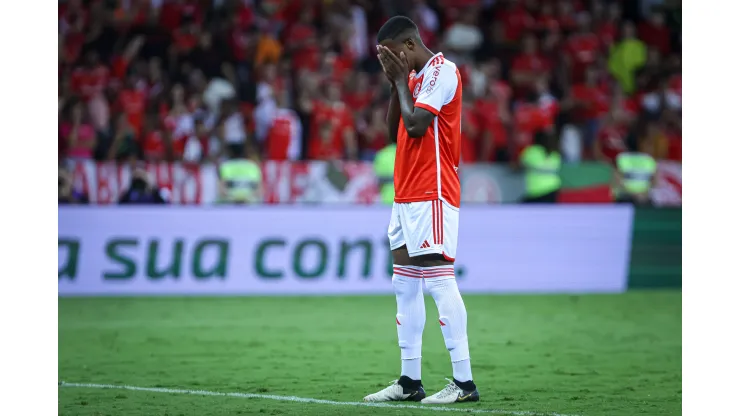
[59,291,681,416]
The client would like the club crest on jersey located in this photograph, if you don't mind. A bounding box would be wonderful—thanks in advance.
[413,82,422,98]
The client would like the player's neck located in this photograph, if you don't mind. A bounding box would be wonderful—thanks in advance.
[413,48,436,73]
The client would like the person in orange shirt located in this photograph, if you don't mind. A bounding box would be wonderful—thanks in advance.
[363,16,479,406]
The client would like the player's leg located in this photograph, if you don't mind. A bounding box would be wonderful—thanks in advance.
[363,205,426,402]
[421,274,478,403]
[401,200,478,404]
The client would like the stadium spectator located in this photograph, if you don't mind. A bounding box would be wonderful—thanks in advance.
[443,7,483,64]
[593,106,629,166]
[564,13,601,84]
[613,133,657,206]
[511,33,551,100]
[359,105,389,161]
[608,21,647,94]
[118,165,168,205]
[568,66,610,150]
[60,99,98,161]
[56,0,681,201]
[105,112,138,162]
[520,130,561,204]
[638,10,672,56]
[58,166,89,205]
[265,90,302,161]
[218,147,263,204]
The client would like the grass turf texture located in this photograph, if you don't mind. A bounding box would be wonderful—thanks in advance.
[59,292,681,416]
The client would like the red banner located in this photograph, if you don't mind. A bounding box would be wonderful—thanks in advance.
[652,161,682,207]
[66,160,379,205]
[68,161,212,204]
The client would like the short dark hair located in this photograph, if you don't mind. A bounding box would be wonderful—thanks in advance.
[377,16,419,43]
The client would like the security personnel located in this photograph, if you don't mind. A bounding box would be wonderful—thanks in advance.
[614,150,656,206]
[219,155,263,204]
[520,131,562,203]
[373,143,396,205]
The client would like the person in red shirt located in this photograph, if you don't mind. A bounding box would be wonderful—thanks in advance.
[344,72,376,117]
[61,15,86,65]
[318,51,353,84]
[475,61,512,162]
[140,113,171,161]
[535,1,560,34]
[594,2,622,51]
[564,13,601,83]
[60,100,98,160]
[512,81,557,158]
[556,0,578,32]
[265,92,303,161]
[568,66,610,149]
[359,106,390,160]
[109,36,145,89]
[511,33,552,99]
[171,17,200,58]
[476,89,511,162]
[638,11,671,56]
[283,6,317,52]
[70,51,109,102]
[664,117,682,162]
[460,94,481,163]
[365,16,479,404]
[118,76,147,137]
[159,0,204,32]
[593,108,629,165]
[497,0,535,43]
[303,82,357,160]
[162,88,195,161]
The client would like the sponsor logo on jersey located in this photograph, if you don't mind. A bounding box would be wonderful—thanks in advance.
[413,82,422,98]
[426,66,442,93]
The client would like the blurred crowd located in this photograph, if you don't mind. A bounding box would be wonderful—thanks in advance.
[58,0,681,168]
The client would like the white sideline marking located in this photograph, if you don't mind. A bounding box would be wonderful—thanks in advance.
[59,381,580,416]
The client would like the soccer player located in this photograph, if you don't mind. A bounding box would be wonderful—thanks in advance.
[363,16,479,404]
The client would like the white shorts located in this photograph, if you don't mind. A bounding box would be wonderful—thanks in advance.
[387,199,459,261]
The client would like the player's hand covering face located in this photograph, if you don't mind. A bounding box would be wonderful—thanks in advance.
[377,45,410,85]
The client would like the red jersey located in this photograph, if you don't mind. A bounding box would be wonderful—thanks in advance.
[476,97,508,152]
[570,84,610,121]
[565,33,601,82]
[499,6,535,42]
[118,89,147,135]
[513,101,554,155]
[395,53,462,208]
[460,103,480,163]
[266,109,302,160]
[71,65,109,101]
[307,101,352,160]
[597,125,628,164]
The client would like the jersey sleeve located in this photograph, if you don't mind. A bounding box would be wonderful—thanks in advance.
[414,64,458,116]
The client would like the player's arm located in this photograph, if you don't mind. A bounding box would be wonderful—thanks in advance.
[394,82,436,138]
[378,47,437,138]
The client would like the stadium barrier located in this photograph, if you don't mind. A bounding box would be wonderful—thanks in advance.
[627,207,682,289]
[59,205,637,296]
[64,160,682,206]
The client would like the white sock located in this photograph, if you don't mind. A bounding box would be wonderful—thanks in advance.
[393,265,426,381]
[401,358,422,381]
[452,359,473,383]
[424,267,473,382]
